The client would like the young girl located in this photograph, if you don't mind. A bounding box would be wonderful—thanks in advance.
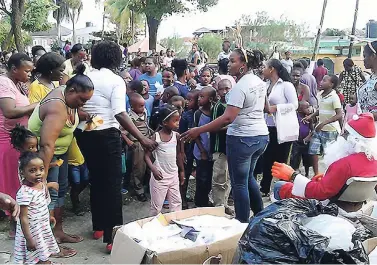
[145,105,185,215]
[196,67,213,90]
[14,152,59,264]
[162,67,175,88]
[344,93,359,122]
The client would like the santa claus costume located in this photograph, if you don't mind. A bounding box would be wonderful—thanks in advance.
[272,113,377,201]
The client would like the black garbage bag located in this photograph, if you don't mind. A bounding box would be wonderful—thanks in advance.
[232,199,369,264]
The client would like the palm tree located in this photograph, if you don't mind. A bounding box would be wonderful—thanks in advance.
[53,0,69,41]
[66,0,83,43]
[348,0,360,58]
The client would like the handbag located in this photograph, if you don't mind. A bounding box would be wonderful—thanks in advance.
[275,103,299,144]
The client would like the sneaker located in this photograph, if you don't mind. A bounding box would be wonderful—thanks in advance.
[163,200,169,209]
[121,188,128,195]
[93,230,104,240]
[137,194,147,202]
[225,207,235,216]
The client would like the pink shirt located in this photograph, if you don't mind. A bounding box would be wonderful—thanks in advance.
[0,76,30,142]
[345,103,359,122]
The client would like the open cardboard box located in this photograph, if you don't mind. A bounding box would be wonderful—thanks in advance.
[363,237,377,255]
[110,207,243,264]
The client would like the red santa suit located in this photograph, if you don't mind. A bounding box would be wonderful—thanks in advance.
[275,113,377,201]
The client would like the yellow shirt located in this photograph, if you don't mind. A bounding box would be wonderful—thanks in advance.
[28,80,59,103]
[63,59,90,79]
[67,137,85,166]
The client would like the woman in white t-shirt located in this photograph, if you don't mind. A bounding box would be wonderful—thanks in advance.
[260,59,298,196]
[182,48,269,223]
[74,41,157,252]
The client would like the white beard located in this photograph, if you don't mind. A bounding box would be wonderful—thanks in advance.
[323,136,354,167]
[323,135,377,167]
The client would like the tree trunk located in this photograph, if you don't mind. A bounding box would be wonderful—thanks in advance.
[11,0,25,52]
[312,0,328,61]
[101,6,105,40]
[131,10,134,43]
[57,19,61,41]
[1,28,13,51]
[147,15,160,51]
[348,0,359,58]
[71,11,76,43]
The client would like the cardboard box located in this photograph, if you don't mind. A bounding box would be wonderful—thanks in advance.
[110,207,243,264]
[363,237,377,255]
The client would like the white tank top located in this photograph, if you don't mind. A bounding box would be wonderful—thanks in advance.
[153,131,178,178]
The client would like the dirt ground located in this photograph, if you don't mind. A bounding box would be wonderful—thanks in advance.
[0,161,324,264]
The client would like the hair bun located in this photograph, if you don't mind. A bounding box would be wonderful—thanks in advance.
[73,63,86,75]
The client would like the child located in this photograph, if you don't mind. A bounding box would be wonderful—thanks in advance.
[179,90,200,209]
[344,93,359,122]
[126,80,143,112]
[141,80,154,120]
[196,67,213,90]
[67,137,89,215]
[210,80,232,214]
[304,75,343,175]
[14,152,59,264]
[10,124,59,189]
[290,101,313,177]
[188,78,197,91]
[145,105,184,215]
[168,95,185,116]
[162,67,175,88]
[194,86,216,207]
[126,93,153,202]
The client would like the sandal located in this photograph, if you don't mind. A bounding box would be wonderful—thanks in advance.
[51,245,77,258]
[55,233,84,244]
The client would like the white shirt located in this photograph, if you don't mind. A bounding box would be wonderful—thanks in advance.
[163,56,173,67]
[79,68,126,130]
[226,73,269,137]
[281,59,293,73]
[265,79,298,127]
[217,50,231,61]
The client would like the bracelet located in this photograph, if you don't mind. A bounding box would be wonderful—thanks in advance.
[291,172,299,182]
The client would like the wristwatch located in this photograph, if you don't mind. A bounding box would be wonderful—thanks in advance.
[291,172,299,182]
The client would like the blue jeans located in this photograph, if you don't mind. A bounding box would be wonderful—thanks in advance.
[68,163,89,184]
[47,153,68,210]
[226,135,269,223]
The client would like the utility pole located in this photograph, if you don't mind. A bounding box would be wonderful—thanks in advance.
[101,5,105,40]
[348,0,360,58]
[312,0,328,61]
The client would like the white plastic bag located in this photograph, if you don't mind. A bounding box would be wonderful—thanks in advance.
[275,103,299,144]
[303,214,356,251]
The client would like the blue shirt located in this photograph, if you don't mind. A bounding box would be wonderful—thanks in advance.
[180,110,195,160]
[174,81,190,98]
[144,94,154,119]
[138,73,162,96]
[193,110,211,160]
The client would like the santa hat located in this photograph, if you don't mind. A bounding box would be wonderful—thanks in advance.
[345,113,376,139]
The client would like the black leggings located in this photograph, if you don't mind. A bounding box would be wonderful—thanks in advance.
[260,127,292,194]
[76,128,123,243]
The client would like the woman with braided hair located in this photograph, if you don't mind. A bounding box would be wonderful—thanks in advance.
[259,59,298,196]
[182,48,269,222]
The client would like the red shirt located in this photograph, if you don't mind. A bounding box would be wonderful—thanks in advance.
[313,66,328,87]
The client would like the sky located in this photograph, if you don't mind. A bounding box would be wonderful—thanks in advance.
[60,0,377,40]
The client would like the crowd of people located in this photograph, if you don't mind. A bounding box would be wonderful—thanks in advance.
[1,38,377,264]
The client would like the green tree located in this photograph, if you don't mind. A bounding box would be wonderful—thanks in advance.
[117,0,218,51]
[197,33,222,62]
[53,0,70,41]
[160,34,184,54]
[322,28,346,36]
[105,0,144,44]
[232,11,309,53]
[66,0,83,43]
[0,17,32,50]
[0,0,57,51]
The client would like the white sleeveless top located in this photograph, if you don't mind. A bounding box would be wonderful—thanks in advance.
[152,131,178,179]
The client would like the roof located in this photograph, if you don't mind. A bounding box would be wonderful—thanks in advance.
[193,27,212,34]
[128,38,165,53]
[31,25,71,37]
[75,26,100,36]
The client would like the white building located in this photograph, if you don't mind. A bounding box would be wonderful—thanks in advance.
[30,22,100,51]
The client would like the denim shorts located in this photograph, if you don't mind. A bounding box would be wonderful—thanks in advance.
[68,163,89,184]
[308,131,338,155]
[47,153,68,210]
